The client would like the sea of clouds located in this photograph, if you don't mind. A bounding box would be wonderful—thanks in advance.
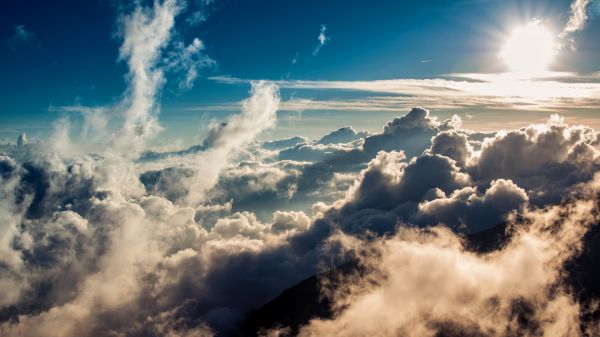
[1,0,599,336]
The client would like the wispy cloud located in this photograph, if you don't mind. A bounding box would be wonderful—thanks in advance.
[165,37,215,89]
[560,0,592,48]
[291,51,299,64]
[312,24,328,56]
[7,25,35,51]
[209,72,600,112]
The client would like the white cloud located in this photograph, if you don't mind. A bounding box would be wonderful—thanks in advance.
[165,37,215,89]
[313,24,328,56]
[208,72,600,114]
[560,0,592,48]
[3,103,600,336]
[115,0,181,155]
[298,183,599,336]
[183,81,281,205]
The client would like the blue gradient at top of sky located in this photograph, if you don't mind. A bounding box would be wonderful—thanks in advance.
[1,0,599,145]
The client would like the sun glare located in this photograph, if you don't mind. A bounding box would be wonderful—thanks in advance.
[500,21,556,75]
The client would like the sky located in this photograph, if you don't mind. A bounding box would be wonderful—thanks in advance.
[1,1,600,336]
[1,0,600,146]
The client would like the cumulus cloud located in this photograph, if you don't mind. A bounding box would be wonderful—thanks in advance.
[468,115,600,203]
[3,101,600,337]
[285,113,599,242]
[428,130,472,168]
[412,179,528,232]
[156,109,599,236]
[0,154,316,336]
[317,126,369,145]
[297,183,600,336]
[363,107,460,158]
[341,151,470,220]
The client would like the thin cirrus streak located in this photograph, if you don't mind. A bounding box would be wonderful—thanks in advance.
[209,72,600,109]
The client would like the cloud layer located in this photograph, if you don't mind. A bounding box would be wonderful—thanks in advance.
[1,1,600,336]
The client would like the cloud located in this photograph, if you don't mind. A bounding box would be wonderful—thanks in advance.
[271,211,311,234]
[115,0,182,155]
[363,107,460,158]
[208,72,600,114]
[278,141,363,162]
[343,151,470,216]
[182,80,280,205]
[7,25,35,51]
[205,161,300,215]
[164,108,598,233]
[297,182,600,336]
[291,51,300,65]
[262,136,308,150]
[0,3,286,335]
[46,0,214,162]
[284,113,599,242]
[428,130,472,168]
[312,24,328,56]
[412,179,528,232]
[560,0,592,47]
[3,102,600,336]
[317,126,369,145]
[165,37,215,90]
[137,80,281,206]
[467,115,600,204]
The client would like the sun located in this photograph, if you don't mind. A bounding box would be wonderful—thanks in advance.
[500,21,556,74]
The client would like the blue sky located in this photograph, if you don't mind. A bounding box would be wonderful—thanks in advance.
[1,0,600,145]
